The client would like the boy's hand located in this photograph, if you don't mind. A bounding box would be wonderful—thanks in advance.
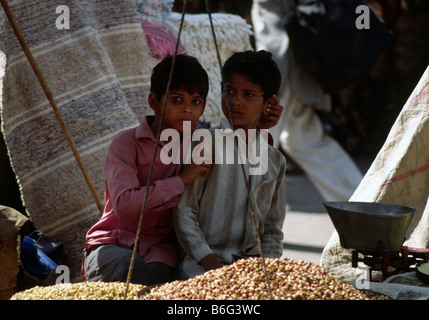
[179,161,211,186]
[179,140,212,186]
[259,95,283,129]
[200,254,224,272]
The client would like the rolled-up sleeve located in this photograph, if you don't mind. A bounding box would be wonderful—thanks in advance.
[173,175,213,263]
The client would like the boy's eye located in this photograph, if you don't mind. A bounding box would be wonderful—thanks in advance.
[171,96,183,103]
[224,88,234,95]
[192,99,203,105]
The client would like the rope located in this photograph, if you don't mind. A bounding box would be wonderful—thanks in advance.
[123,0,188,300]
[0,0,104,215]
[204,0,275,300]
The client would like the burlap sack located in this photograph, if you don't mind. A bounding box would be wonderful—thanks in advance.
[321,65,429,281]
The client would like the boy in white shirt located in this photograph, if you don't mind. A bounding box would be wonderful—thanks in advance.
[174,50,287,279]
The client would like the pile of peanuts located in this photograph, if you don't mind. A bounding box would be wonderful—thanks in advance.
[140,257,389,300]
[10,257,389,300]
[10,281,146,300]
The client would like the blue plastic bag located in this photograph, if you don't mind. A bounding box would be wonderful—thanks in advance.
[21,236,58,280]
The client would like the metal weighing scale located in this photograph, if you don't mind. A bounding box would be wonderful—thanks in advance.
[324,201,429,281]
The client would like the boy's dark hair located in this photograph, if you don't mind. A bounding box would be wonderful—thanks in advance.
[221,50,281,100]
[150,54,209,101]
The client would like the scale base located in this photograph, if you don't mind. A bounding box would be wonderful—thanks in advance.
[351,242,429,281]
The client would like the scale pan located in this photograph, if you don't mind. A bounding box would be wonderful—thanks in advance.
[323,201,415,252]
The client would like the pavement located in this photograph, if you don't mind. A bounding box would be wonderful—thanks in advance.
[280,155,374,265]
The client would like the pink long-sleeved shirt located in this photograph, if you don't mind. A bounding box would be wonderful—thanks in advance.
[85,116,184,267]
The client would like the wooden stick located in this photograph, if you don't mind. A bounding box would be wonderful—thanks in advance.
[0,0,104,215]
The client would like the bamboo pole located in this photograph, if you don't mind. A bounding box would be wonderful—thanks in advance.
[0,0,104,215]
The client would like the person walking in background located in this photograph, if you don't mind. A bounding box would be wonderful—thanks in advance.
[251,0,363,201]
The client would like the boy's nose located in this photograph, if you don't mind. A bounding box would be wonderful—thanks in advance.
[182,102,192,113]
[229,94,241,106]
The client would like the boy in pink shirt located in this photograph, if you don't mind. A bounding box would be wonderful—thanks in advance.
[83,55,211,285]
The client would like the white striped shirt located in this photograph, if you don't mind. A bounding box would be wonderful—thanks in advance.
[173,118,287,279]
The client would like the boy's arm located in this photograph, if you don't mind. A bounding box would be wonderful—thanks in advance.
[173,174,220,270]
[105,135,185,221]
[260,155,287,258]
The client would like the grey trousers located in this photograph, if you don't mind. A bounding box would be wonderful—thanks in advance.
[84,244,173,286]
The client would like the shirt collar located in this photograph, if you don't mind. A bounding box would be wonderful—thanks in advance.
[135,115,157,142]
[219,117,269,148]
[220,117,232,130]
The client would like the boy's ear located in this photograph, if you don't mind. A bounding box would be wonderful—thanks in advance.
[148,92,161,112]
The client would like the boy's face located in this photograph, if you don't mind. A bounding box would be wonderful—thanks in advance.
[221,73,268,131]
[149,90,205,134]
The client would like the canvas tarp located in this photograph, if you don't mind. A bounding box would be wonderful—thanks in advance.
[0,0,252,280]
[321,65,429,281]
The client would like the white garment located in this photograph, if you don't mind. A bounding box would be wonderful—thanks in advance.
[174,118,287,279]
[251,0,363,201]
